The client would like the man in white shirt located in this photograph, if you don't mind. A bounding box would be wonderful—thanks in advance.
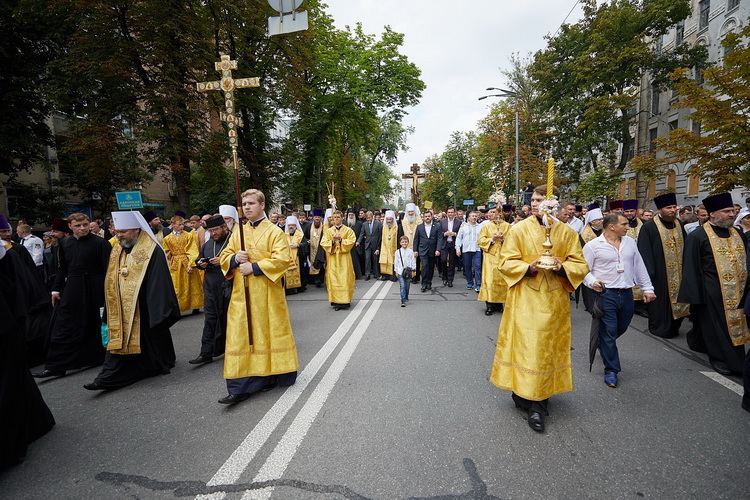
[16,223,44,273]
[583,213,656,388]
[564,203,584,234]
[455,211,483,292]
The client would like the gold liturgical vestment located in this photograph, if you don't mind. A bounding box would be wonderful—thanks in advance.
[220,219,298,380]
[478,219,512,304]
[321,224,356,304]
[104,231,157,354]
[490,216,589,401]
[401,220,419,249]
[163,230,203,312]
[379,223,399,275]
[285,230,304,290]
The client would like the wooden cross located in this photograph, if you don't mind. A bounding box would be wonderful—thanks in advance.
[196,55,260,150]
[402,163,427,204]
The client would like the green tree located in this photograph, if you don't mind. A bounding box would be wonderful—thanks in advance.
[631,23,750,193]
[284,20,425,208]
[529,0,706,186]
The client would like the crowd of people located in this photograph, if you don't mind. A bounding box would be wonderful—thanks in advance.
[2,186,750,468]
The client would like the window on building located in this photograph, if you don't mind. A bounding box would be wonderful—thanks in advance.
[687,172,700,195]
[628,136,635,161]
[692,120,702,136]
[728,0,740,10]
[699,0,710,30]
[620,182,627,199]
[655,35,663,54]
[669,119,679,131]
[649,128,658,153]
[628,178,636,198]
[667,170,676,190]
[676,20,685,45]
[651,83,660,115]
[695,67,704,85]
[648,180,656,198]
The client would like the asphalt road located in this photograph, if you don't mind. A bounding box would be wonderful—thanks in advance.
[3,277,749,500]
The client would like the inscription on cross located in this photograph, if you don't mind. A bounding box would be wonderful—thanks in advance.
[402,163,427,204]
[196,55,260,149]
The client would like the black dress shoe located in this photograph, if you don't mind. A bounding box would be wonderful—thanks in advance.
[528,411,545,432]
[447,281,453,287]
[485,308,493,316]
[710,360,732,376]
[365,274,370,281]
[84,382,106,391]
[188,355,213,365]
[421,287,426,292]
[32,370,65,379]
[218,393,250,405]
[334,305,342,311]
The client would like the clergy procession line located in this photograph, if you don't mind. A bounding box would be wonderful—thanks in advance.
[3,186,750,469]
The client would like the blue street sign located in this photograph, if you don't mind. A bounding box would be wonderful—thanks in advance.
[462,199,474,206]
[115,191,144,210]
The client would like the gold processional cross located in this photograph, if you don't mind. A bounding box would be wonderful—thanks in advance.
[402,163,426,205]
[196,54,259,349]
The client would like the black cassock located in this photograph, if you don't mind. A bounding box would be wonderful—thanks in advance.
[678,225,748,373]
[0,250,55,470]
[92,245,180,389]
[45,233,111,372]
[637,217,685,338]
[196,235,231,357]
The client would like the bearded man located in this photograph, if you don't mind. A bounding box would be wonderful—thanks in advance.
[191,215,233,365]
[679,193,749,376]
[379,211,399,279]
[321,210,356,310]
[637,193,689,339]
[304,209,326,287]
[144,211,171,246]
[84,211,179,390]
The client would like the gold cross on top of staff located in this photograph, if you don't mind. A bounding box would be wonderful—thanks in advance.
[196,55,260,148]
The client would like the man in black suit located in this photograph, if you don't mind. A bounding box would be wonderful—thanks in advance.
[412,210,443,292]
[356,211,382,280]
[439,207,461,287]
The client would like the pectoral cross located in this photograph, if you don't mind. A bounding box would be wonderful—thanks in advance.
[402,163,427,204]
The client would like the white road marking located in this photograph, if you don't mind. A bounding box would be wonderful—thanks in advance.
[700,371,743,396]
[197,280,385,500]
[243,282,393,500]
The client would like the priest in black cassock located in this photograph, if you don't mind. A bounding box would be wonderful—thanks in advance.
[32,213,111,378]
[637,193,689,338]
[0,244,55,470]
[679,193,749,376]
[190,215,231,364]
[84,211,180,390]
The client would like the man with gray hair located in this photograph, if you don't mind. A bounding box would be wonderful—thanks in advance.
[16,223,44,274]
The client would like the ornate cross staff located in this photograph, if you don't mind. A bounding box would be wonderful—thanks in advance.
[197,55,259,350]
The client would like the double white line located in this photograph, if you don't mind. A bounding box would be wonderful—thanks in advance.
[198,280,393,500]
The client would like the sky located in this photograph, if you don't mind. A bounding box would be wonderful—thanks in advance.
[322,0,588,176]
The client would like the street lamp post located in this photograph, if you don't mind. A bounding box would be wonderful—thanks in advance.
[478,88,519,204]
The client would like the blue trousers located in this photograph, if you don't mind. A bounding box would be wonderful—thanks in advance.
[462,251,482,287]
[598,288,634,373]
[397,275,411,302]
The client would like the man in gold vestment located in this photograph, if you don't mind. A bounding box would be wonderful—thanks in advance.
[218,189,298,405]
[163,216,203,313]
[321,210,356,311]
[477,207,511,316]
[490,187,589,432]
[379,211,399,279]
